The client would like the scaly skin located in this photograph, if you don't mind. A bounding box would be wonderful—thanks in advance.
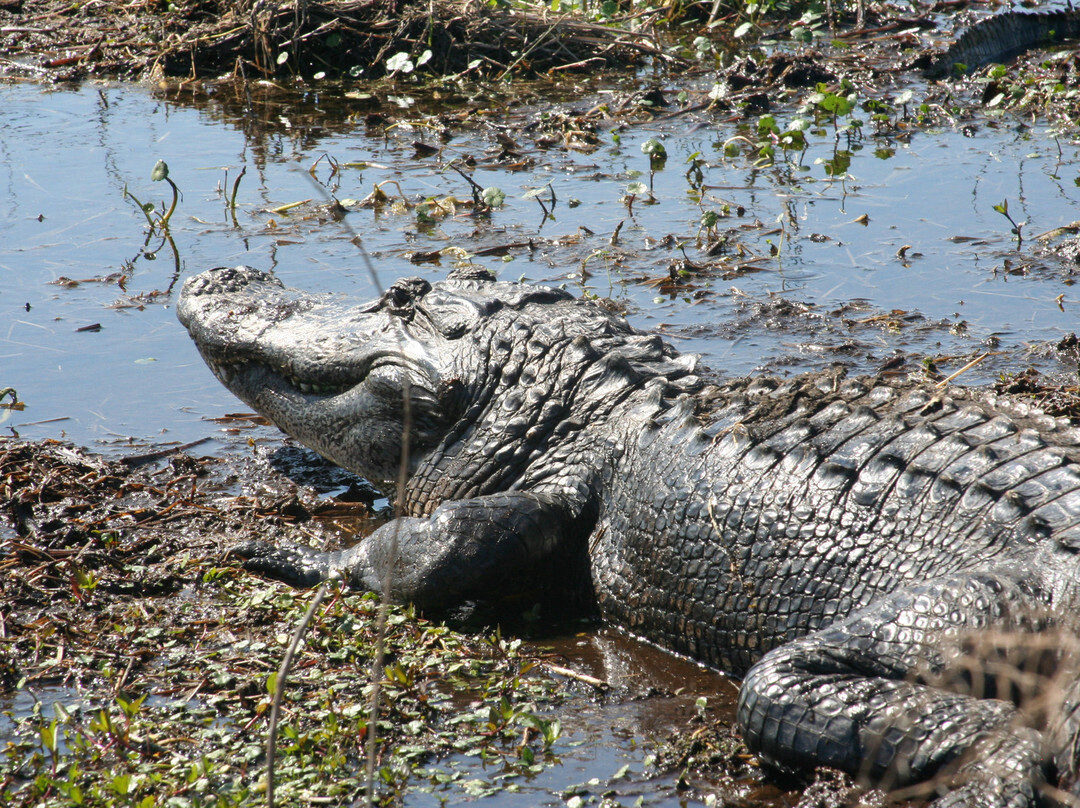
[930,10,1080,77]
[178,266,1080,805]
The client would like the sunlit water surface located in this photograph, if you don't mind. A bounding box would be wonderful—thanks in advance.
[3,80,1078,448]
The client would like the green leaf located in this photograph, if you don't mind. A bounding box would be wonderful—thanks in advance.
[386,52,414,74]
[481,187,506,207]
[640,138,667,158]
[151,160,169,182]
[111,774,131,796]
[40,719,58,753]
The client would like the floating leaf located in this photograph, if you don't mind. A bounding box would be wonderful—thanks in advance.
[386,51,414,74]
[481,187,506,207]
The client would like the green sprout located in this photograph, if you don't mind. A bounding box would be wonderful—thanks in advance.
[481,186,506,208]
[229,166,246,210]
[523,184,556,225]
[623,181,648,216]
[993,198,1025,246]
[151,160,181,230]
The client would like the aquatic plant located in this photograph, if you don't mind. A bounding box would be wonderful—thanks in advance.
[993,198,1025,246]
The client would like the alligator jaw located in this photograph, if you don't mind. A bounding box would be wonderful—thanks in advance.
[177,266,371,408]
[177,266,447,480]
[202,356,351,399]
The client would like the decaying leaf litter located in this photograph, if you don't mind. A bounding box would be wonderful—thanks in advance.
[0,438,820,807]
[0,0,674,81]
[0,440,560,805]
[1,0,1078,132]
[4,0,1080,805]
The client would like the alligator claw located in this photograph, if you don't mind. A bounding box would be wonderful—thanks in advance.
[230,540,330,589]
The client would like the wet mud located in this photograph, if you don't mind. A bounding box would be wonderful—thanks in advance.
[0,437,886,807]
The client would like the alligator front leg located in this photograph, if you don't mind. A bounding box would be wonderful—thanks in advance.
[737,568,1056,806]
[235,491,587,611]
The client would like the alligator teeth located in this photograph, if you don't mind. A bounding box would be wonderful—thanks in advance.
[206,358,346,396]
[208,360,234,384]
[283,373,347,396]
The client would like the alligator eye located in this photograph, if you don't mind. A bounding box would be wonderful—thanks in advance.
[384,278,432,318]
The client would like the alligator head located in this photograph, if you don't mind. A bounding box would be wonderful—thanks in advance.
[178,266,549,479]
[178,265,702,490]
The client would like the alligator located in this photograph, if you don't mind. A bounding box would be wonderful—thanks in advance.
[929,8,1080,77]
[178,265,1080,806]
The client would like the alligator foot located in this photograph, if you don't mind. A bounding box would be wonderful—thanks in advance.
[922,729,1044,808]
[737,569,1054,807]
[231,540,335,588]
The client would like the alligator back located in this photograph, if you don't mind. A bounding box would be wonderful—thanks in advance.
[591,371,1080,676]
[930,9,1080,76]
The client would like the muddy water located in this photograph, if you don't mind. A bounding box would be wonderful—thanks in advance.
[407,627,750,807]
[1,76,1079,804]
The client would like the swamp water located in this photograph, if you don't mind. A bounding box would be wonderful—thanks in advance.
[1,76,1079,805]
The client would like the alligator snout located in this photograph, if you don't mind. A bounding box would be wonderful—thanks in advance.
[180,265,283,299]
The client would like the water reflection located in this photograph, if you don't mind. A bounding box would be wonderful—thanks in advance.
[1,78,1077,451]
